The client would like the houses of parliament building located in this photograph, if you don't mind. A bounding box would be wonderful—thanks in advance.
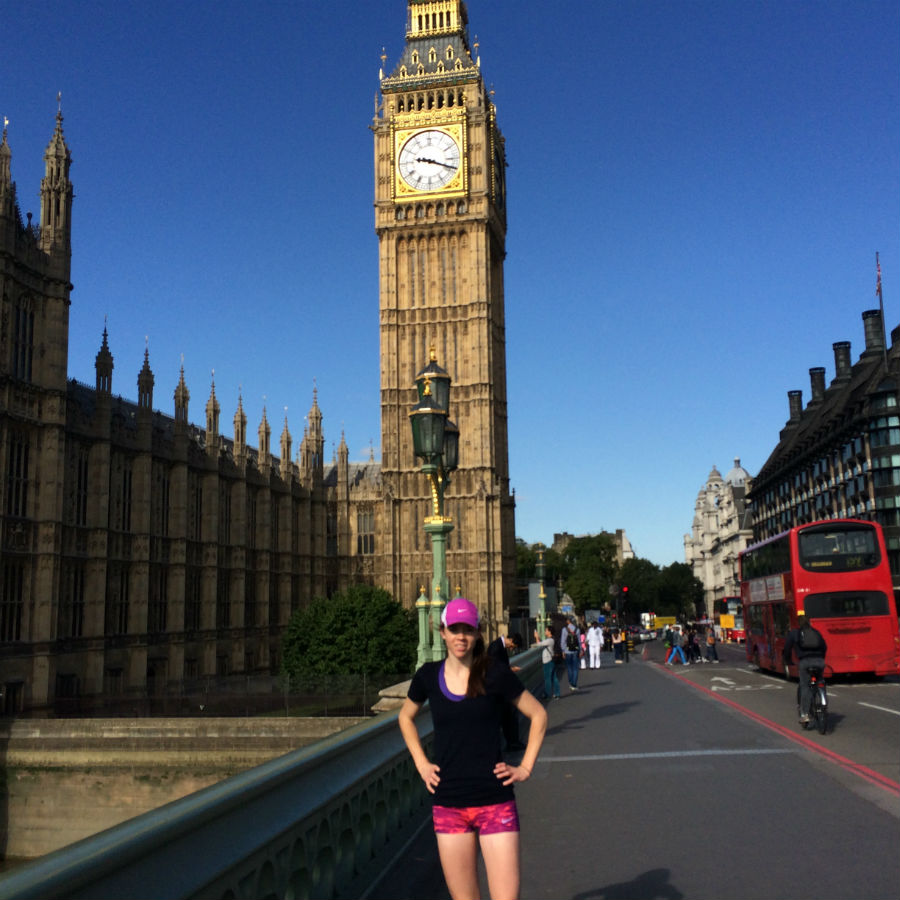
[1,1,517,715]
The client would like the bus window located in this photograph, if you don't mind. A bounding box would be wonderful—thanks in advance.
[747,603,765,636]
[798,524,880,572]
[773,602,791,638]
[805,591,890,618]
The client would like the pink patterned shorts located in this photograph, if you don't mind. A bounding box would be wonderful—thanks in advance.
[432,800,520,835]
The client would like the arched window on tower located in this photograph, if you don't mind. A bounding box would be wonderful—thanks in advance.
[12,296,34,382]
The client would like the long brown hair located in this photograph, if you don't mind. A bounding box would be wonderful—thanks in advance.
[466,632,489,698]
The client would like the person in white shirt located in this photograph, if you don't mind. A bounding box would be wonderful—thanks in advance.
[586,622,604,668]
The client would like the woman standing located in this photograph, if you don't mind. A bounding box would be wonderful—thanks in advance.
[398,598,548,900]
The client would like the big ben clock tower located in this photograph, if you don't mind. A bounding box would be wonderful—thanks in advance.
[373,0,515,635]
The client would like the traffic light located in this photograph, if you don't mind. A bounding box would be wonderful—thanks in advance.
[622,585,629,597]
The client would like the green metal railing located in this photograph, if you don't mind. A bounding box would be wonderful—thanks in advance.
[0,648,542,900]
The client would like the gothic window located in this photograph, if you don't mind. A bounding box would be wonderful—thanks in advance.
[58,560,85,639]
[357,506,375,555]
[269,568,278,625]
[326,501,337,556]
[5,429,29,517]
[185,569,201,631]
[246,573,257,628]
[216,573,230,629]
[105,565,129,635]
[114,457,134,533]
[12,296,34,382]
[418,246,426,300]
[429,48,437,63]
[248,490,258,549]
[153,463,170,537]
[148,565,168,633]
[446,45,454,60]
[219,483,232,544]
[189,472,203,541]
[406,244,414,307]
[74,445,89,527]
[0,559,25,641]
[271,496,280,551]
[104,668,124,695]
[55,673,79,699]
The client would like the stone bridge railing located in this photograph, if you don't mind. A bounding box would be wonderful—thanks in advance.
[0,648,542,900]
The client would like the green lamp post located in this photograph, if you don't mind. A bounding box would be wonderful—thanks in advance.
[409,347,460,666]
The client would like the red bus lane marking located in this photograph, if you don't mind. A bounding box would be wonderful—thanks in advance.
[657,663,900,798]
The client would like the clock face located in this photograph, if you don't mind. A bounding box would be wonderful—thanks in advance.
[398,129,461,191]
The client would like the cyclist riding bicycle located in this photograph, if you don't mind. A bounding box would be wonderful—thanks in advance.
[782,612,828,724]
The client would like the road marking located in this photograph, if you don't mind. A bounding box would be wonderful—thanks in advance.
[711,684,784,692]
[657,662,900,798]
[859,701,900,716]
[711,676,736,686]
[541,749,793,763]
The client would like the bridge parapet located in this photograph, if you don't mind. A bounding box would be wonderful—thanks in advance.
[0,648,542,900]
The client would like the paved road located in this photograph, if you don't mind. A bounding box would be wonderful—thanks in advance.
[372,645,900,900]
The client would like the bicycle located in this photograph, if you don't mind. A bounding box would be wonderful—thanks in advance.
[795,664,828,734]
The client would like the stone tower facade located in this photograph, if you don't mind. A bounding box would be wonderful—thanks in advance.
[684,461,754,617]
[372,0,516,634]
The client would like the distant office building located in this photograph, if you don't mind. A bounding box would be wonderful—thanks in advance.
[684,460,754,617]
[748,308,900,584]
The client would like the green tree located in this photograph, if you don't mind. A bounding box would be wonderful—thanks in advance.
[515,539,536,578]
[281,585,416,681]
[656,562,704,621]
[558,534,618,613]
[617,557,662,621]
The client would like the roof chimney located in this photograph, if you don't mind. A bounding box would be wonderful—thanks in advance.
[862,309,885,356]
[788,389,803,422]
[809,367,826,403]
[832,341,851,383]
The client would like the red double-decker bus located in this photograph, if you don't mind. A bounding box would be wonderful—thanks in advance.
[740,519,900,677]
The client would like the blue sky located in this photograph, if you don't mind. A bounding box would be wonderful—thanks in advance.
[4,0,898,566]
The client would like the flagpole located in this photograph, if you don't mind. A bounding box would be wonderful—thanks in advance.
[876,252,887,368]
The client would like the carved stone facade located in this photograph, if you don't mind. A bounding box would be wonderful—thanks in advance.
[0,119,376,715]
[371,0,517,633]
[0,2,518,715]
[684,461,754,617]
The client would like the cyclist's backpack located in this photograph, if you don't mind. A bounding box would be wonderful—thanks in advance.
[799,625,824,653]
[566,630,579,652]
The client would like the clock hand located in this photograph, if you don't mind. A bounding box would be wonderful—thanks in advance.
[416,157,456,169]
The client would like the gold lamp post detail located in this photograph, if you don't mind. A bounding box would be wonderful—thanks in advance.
[409,346,460,666]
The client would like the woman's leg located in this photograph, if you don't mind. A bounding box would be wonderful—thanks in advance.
[436,832,481,900]
[480,831,520,900]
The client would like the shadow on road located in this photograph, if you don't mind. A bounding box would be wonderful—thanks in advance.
[547,700,640,735]
[571,867,684,900]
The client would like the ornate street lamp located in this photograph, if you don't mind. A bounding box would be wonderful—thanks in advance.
[409,346,459,665]
[535,543,548,637]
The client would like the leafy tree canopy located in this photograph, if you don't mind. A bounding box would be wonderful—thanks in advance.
[281,585,416,682]
[657,562,705,620]
[516,538,705,624]
[557,534,618,612]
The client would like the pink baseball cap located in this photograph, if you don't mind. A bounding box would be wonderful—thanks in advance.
[441,598,479,629]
